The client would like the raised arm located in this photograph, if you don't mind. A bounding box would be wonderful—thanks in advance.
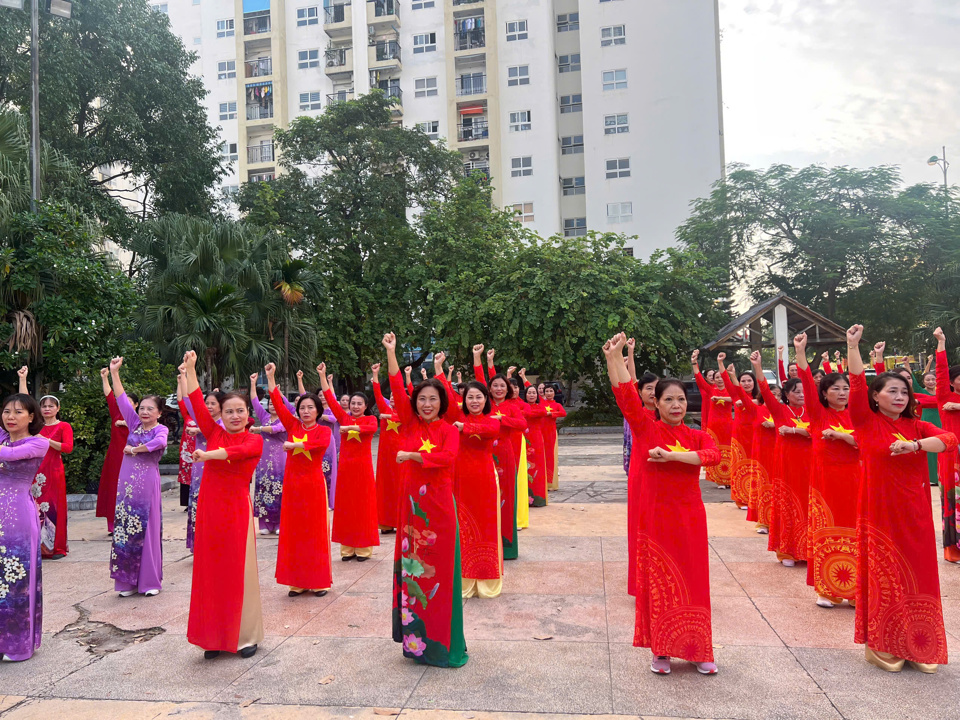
[100,366,113,399]
[751,352,783,422]
[317,362,349,426]
[384,332,415,425]
[104,369,122,423]
[605,334,652,436]
[472,344,487,386]
[266,363,296,432]
[486,347,496,378]
[933,327,958,407]
[370,363,392,414]
[798,364,823,423]
[625,337,638,384]
[845,326,864,376]
[17,365,27,395]
[844,325,871,427]
[296,370,306,397]
[692,350,713,399]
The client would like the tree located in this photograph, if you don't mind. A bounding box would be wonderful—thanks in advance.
[0,0,225,218]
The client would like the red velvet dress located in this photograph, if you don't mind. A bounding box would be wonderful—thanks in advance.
[521,402,548,507]
[758,379,812,561]
[96,391,129,531]
[726,378,774,527]
[324,389,380,551]
[613,381,719,662]
[849,371,957,664]
[934,350,960,558]
[186,388,264,653]
[627,405,656,597]
[453,413,501,580]
[694,370,733,488]
[388,372,467,667]
[35,422,73,557]
[725,379,757,509]
[541,400,566,490]
[373,381,403,530]
[798,366,860,601]
[270,387,333,590]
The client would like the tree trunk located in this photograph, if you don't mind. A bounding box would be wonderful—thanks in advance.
[283,324,290,390]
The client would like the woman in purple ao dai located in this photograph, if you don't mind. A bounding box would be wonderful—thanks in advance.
[0,387,49,661]
[250,374,286,534]
[109,357,169,597]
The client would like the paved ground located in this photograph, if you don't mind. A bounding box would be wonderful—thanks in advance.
[1,434,958,720]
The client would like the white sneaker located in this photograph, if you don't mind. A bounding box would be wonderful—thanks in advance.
[144,589,160,597]
[756,526,769,534]
[259,529,270,535]
[696,661,718,675]
[650,656,671,674]
[118,590,136,597]
[816,597,834,608]
[781,559,795,567]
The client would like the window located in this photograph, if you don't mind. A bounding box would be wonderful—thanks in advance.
[601,25,626,46]
[154,3,168,12]
[216,19,234,38]
[511,156,533,177]
[511,203,535,223]
[192,0,200,5]
[564,217,587,237]
[297,6,319,26]
[607,202,633,224]
[604,114,629,134]
[219,101,237,120]
[560,135,584,154]
[299,91,322,110]
[509,110,531,132]
[559,94,582,113]
[561,176,585,196]
[606,158,631,179]
[411,0,435,8]
[417,121,440,140]
[298,49,320,69]
[223,185,239,199]
[599,0,623,3]
[507,65,529,86]
[558,54,580,73]
[193,37,202,45]
[221,142,238,162]
[602,69,628,91]
[414,77,439,98]
[623,247,634,257]
[506,20,528,41]
[557,13,579,32]
[217,60,236,80]
[413,33,437,53]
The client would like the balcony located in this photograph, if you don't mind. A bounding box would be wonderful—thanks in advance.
[458,119,489,142]
[246,103,274,121]
[243,10,271,36]
[247,143,275,164]
[455,74,486,96]
[327,90,355,104]
[249,171,275,183]
[463,160,490,179]
[245,57,272,78]
[453,0,482,5]
[324,3,352,37]
[369,40,401,70]
[454,29,485,52]
[325,47,353,76]
[368,0,399,25]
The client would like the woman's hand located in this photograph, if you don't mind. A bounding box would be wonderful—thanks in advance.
[382,332,397,351]
[249,426,262,434]
[486,348,496,364]
[889,439,919,456]
[420,368,428,380]
[123,445,138,456]
[942,402,960,412]
[453,421,464,431]
[456,371,462,384]
[396,450,412,463]
[761,419,775,429]
[472,343,484,362]
[749,350,763,372]
[264,362,277,379]
[115,420,127,428]
[110,357,123,372]
[793,332,807,353]
[690,349,700,366]
[186,426,200,436]
[192,449,210,462]
[371,362,381,376]
[716,352,726,373]
[283,441,298,452]
[647,446,674,463]
[340,425,360,433]
[404,366,412,380]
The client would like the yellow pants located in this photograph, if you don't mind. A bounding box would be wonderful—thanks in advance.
[517,437,530,529]
[462,577,503,599]
[340,545,373,558]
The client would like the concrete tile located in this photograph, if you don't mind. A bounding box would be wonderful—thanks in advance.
[936,563,960,598]
[0,698,225,720]
[602,560,628,597]
[258,585,336,636]
[503,561,605,596]
[0,634,95,696]
[725,561,815,598]
[753,596,858,650]
[600,536,628,562]
[406,640,613,714]
[513,536,603,562]
[342,557,395,594]
[709,536,776,563]
[295,592,393,638]
[42,592,86,633]
[794,647,960,720]
[82,590,191,631]
[463,593,607,643]
[610,644,841,720]
[216,637,424,707]
[605,591,636,644]
[521,504,626,538]
[48,541,110,563]
[711,596,783,648]
[41,561,112,595]
[708,558,748,598]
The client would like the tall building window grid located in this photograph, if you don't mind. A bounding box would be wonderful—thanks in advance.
[511,156,533,177]
[507,65,530,86]
[602,69,628,91]
[607,202,633,224]
[509,110,531,132]
[506,20,528,41]
[221,142,238,162]
[153,3,169,13]
[217,60,236,80]
[601,25,626,46]
[298,49,320,69]
[299,91,322,110]
[412,0,435,8]
[561,176,585,196]
[414,77,439,98]
[558,54,581,73]
[219,101,237,120]
[297,6,319,26]
[560,135,584,154]
[564,217,587,237]
[559,94,582,114]
[604,114,629,134]
[606,158,631,179]
[216,19,234,38]
[556,13,579,32]
[417,120,440,140]
[413,33,437,53]
[511,203,535,223]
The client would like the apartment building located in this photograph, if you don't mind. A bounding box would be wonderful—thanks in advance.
[156,0,725,257]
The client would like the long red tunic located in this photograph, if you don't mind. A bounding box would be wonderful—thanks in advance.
[798,366,860,601]
[849,371,956,664]
[186,388,264,652]
[324,389,380,550]
[627,404,656,598]
[695,370,733,487]
[373,381,403,530]
[613,381,719,662]
[723,373,766,522]
[521,402,548,507]
[934,350,960,557]
[758,378,813,561]
[453,413,501,580]
[176,401,197,488]
[36,421,73,557]
[541,400,566,489]
[96,391,129,529]
[389,372,467,667]
[271,387,333,590]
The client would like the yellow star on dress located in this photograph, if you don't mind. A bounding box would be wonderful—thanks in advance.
[469,434,482,441]
[892,432,911,443]
[666,440,691,453]
[291,434,312,461]
[419,438,437,454]
[346,429,361,442]
[493,412,504,420]
[545,406,553,415]
[829,423,854,435]
[791,418,811,430]
[762,415,774,424]
[385,419,402,433]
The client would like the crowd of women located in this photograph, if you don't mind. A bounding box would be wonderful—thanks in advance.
[614,324,960,677]
[0,337,566,667]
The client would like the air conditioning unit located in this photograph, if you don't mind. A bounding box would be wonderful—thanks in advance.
[327,59,338,67]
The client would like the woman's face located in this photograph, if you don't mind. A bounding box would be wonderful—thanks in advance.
[348,395,366,418]
[896,369,912,385]
[2,400,34,435]
[812,372,824,387]
[770,386,782,402]
[465,387,486,415]
[786,383,804,407]
[40,398,59,420]
[205,394,221,420]
[298,398,319,425]
[339,394,350,410]
[490,378,508,402]
[524,386,538,403]
[923,372,937,392]
[823,378,850,410]
[640,381,657,407]
[416,386,442,422]
[657,386,687,425]
[739,374,755,394]
[704,369,716,385]
[221,397,249,433]
[544,386,555,401]
[139,398,161,425]
[873,378,910,417]
[537,383,546,398]
[788,364,799,379]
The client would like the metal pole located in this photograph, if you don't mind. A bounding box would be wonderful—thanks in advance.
[29,0,40,212]
[943,146,949,192]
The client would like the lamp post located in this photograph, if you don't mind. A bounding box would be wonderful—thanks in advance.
[928,146,949,194]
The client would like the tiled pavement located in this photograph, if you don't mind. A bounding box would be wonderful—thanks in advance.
[0,434,957,720]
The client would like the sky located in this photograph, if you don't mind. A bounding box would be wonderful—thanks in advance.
[717,0,960,187]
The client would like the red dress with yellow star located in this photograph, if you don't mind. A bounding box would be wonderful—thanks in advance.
[521,401,549,507]
[627,404,656,598]
[758,378,813,562]
[613,381,720,662]
[722,372,768,522]
[388,372,467,667]
[725,380,776,529]
[694,369,733,488]
[934,350,960,561]
[541,400,567,490]
[849,371,957,665]
[324,389,380,554]
[270,387,333,590]
[798,366,860,601]
[373,380,403,530]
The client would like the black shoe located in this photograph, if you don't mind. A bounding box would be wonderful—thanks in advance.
[204,650,220,660]
[356,556,369,563]
[341,555,355,562]
[314,590,328,597]
[50,553,66,560]
[288,589,304,597]
[239,644,257,659]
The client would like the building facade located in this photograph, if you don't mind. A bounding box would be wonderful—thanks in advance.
[156,0,725,256]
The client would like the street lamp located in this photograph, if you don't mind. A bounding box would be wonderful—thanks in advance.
[928,146,949,194]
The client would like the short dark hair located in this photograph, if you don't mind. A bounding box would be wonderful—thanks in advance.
[817,373,848,409]
[870,372,916,419]
[737,371,760,400]
[128,393,140,407]
[2,393,44,435]
[638,371,658,389]
[655,378,687,401]
[489,373,515,400]
[523,384,540,404]
[220,391,250,411]
[411,378,449,418]
[812,368,825,379]
[350,391,371,414]
[296,392,323,416]
[781,378,802,405]
[460,381,491,415]
[949,365,960,385]
[205,391,225,409]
